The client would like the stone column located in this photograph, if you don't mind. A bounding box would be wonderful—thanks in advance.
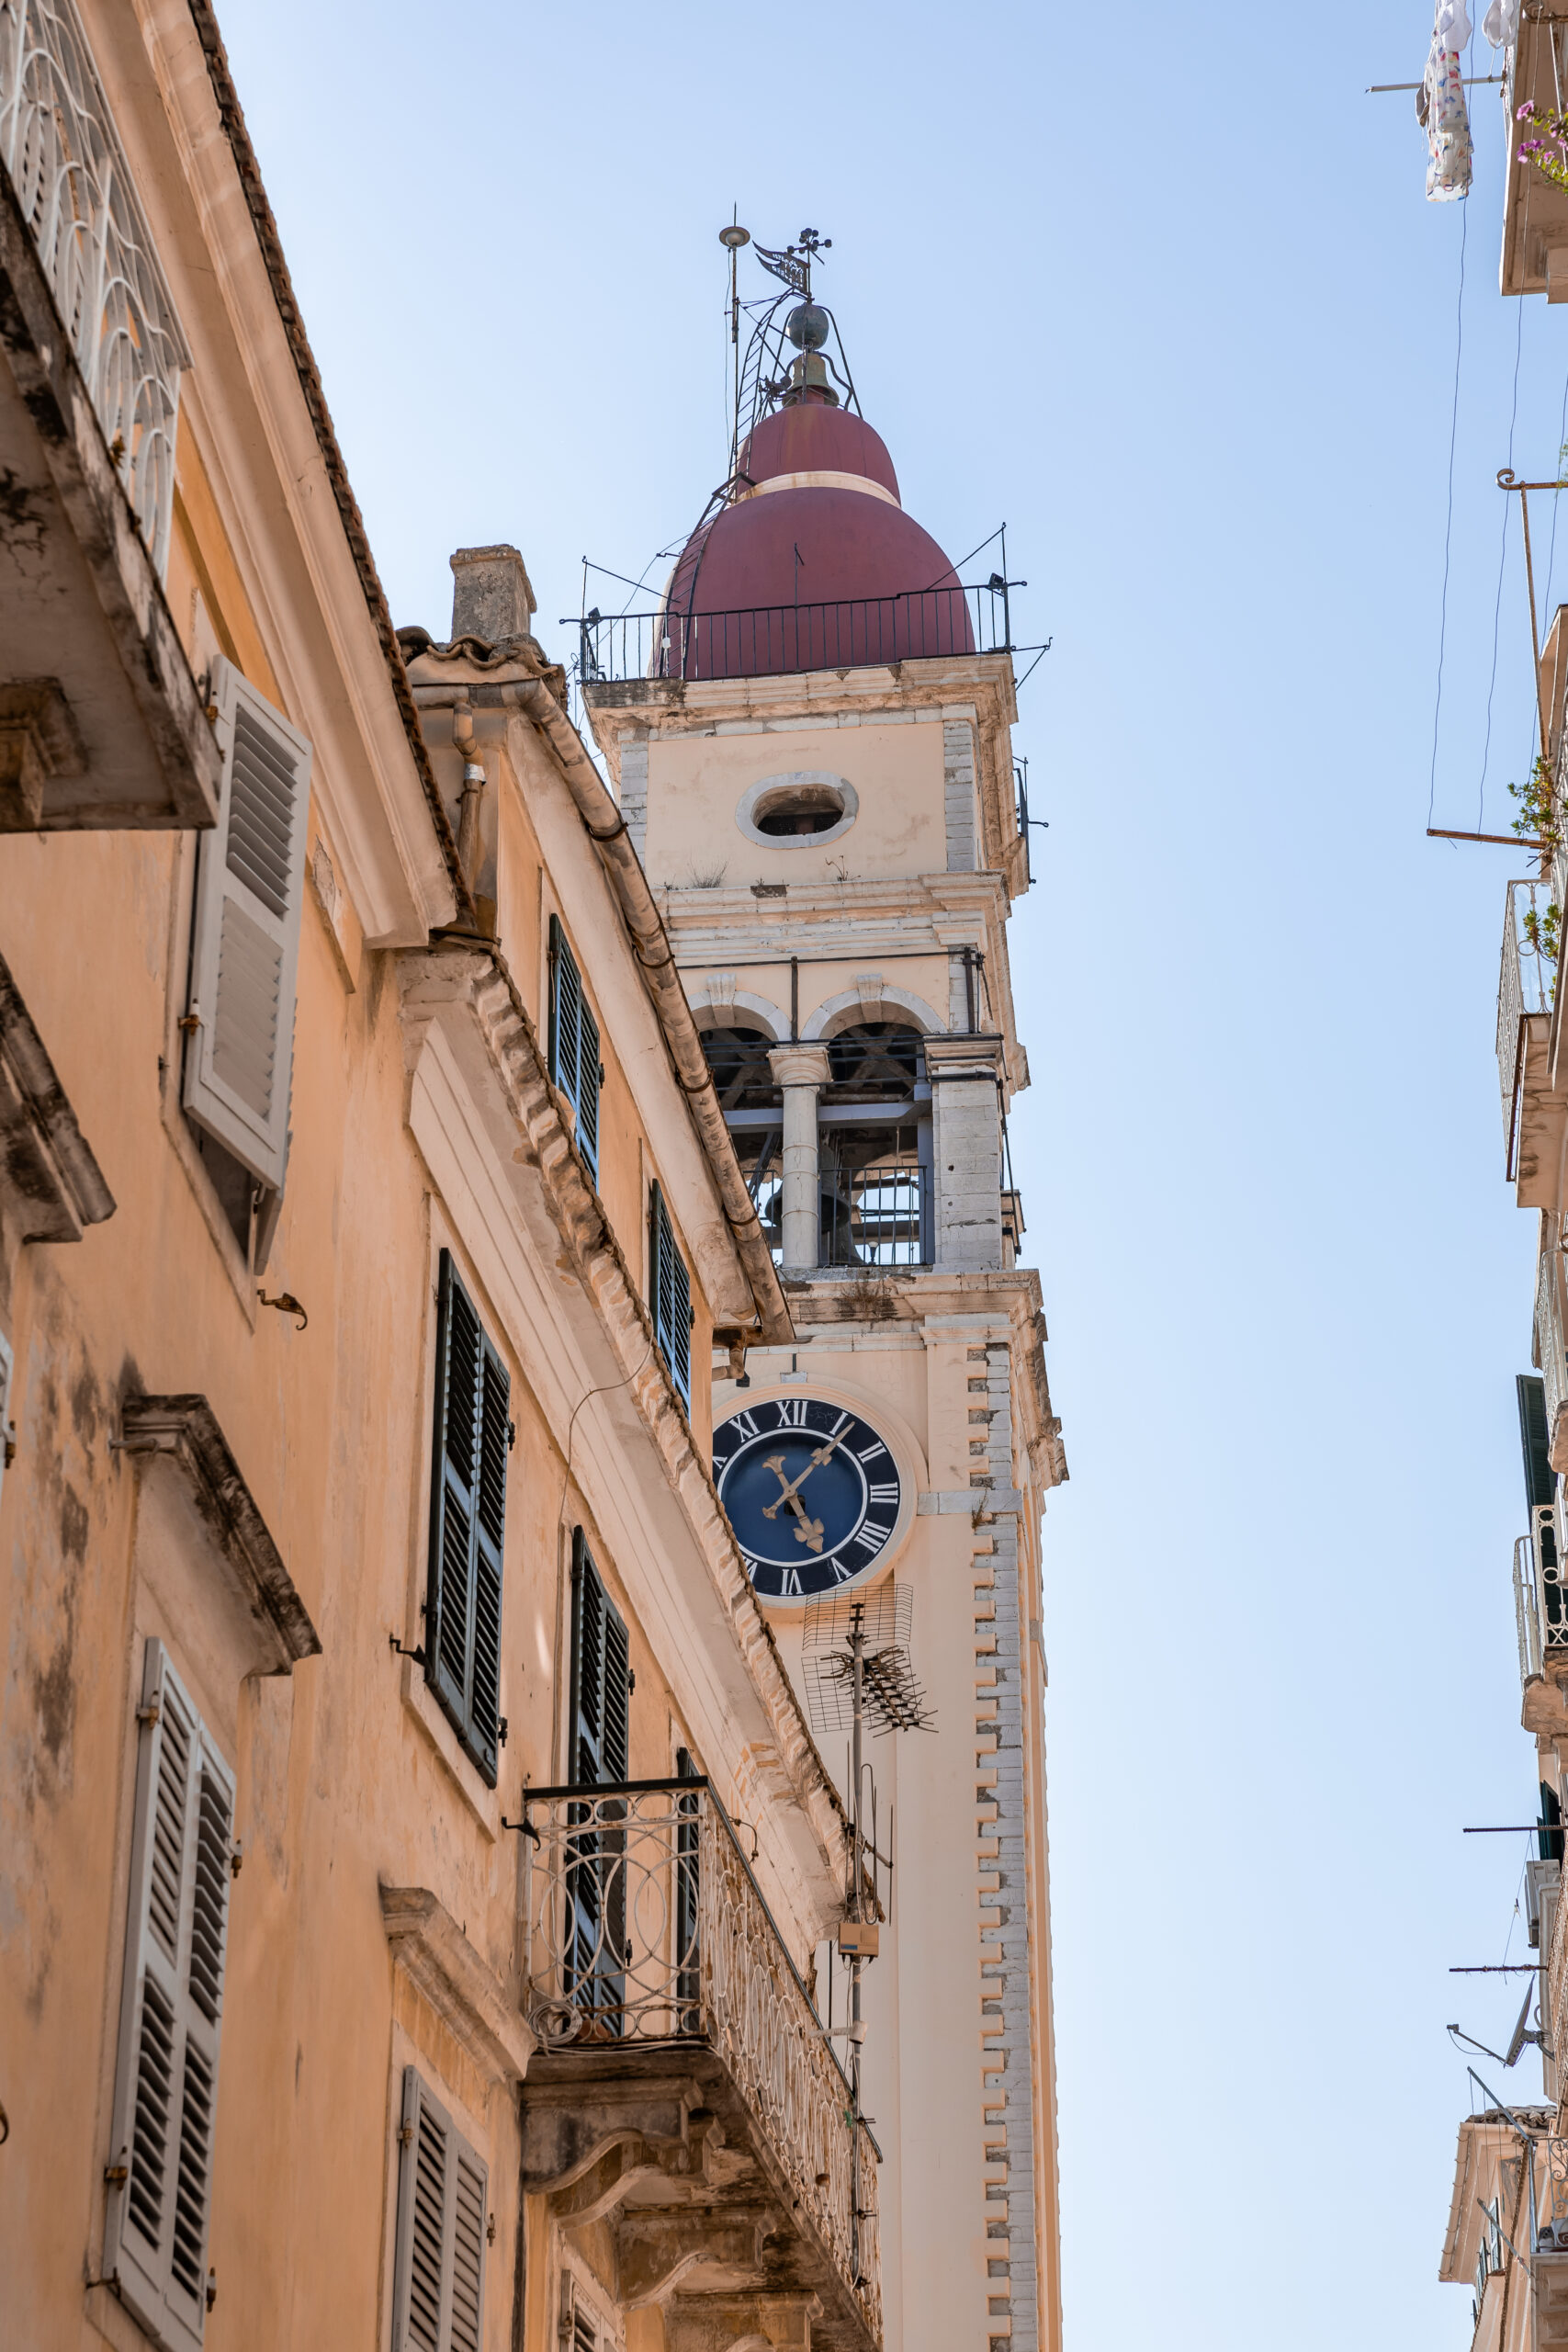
[767,1045,830,1275]
[924,1033,1005,1272]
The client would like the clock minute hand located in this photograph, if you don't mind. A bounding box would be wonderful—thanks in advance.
[761,1430,846,1519]
[759,1454,826,1553]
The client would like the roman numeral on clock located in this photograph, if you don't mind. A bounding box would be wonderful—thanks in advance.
[852,1521,891,1555]
[779,1566,803,1596]
[868,1482,898,1506]
[775,1396,809,1428]
[854,1440,887,1464]
[728,1409,761,1440]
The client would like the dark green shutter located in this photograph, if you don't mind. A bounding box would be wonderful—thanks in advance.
[566,1532,629,2030]
[427,1251,509,1785]
[649,1182,692,1408]
[570,1531,629,1786]
[549,915,602,1184]
[1519,1374,1556,1513]
[1542,1781,1565,1864]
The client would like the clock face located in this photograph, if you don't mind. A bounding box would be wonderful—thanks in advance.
[712,1393,903,1602]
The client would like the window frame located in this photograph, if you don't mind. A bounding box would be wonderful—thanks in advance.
[647,1180,692,1408]
[547,913,603,1183]
[425,1250,510,1788]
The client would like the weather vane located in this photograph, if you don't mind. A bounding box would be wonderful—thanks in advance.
[753,227,832,301]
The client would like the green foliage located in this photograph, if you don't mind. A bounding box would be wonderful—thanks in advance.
[1509,754,1563,856]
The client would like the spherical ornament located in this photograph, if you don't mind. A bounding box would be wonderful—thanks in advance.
[785,302,830,352]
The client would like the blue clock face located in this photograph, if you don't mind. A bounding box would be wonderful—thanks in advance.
[712,1394,902,1602]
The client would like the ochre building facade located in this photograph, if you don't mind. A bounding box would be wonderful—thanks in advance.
[0,8,1065,2352]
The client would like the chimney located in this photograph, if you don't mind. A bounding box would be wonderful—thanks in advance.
[449,544,536,643]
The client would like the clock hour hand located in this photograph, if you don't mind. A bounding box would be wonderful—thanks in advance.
[761,1430,844,1518]
[760,1453,825,1553]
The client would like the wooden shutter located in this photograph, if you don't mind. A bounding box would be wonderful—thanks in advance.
[1520,1374,1556,1512]
[649,1182,692,1408]
[104,1639,235,2352]
[183,656,310,1194]
[1544,1780,1565,1864]
[426,1252,509,1785]
[548,915,602,1183]
[391,2068,488,2352]
[570,1531,629,1786]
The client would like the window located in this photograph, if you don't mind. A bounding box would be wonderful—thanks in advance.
[570,1531,629,1790]
[548,914,602,1182]
[182,657,310,1259]
[648,1182,692,1408]
[103,1640,234,2352]
[391,2067,488,2352]
[567,1534,630,2029]
[427,1251,510,1786]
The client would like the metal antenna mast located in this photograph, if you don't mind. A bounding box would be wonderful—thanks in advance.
[801,1584,932,2288]
[719,217,750,483]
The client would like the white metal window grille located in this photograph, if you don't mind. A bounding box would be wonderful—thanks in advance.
[547,914,602,1182]
[183,657,310,1199]
[426,1251,509,1785]
[0,0,189,574]
[648,1181,691,1408]
[391,2067,488,2352]
[103,1638,234,2352]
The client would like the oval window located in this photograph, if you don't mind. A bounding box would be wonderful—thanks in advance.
[735,771,859,849]
[755,783,844,837]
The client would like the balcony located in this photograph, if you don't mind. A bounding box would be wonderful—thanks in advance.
[520,1779,880,2352]
[1498,881,1563,1204]
[1502,6,1568,297]
[573,583,1012,687]
[1514,1504,1568,1734]
[0,0,219,830]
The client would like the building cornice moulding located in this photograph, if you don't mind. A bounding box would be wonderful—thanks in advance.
[0,956,115,1242]
[379,1883,535,2085]
[118,1391,321,1668]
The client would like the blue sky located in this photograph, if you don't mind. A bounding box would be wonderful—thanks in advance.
[220,2,1562,2339]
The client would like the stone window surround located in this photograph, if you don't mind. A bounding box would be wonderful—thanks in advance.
[733,770,859,851]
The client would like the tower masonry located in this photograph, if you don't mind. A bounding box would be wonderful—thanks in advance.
[582,276,1066,2352]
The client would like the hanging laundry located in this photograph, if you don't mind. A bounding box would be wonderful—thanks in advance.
[1483,0,1520,48]
[1423,2,1474,201]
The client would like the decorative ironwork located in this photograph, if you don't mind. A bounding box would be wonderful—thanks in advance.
[0,0,188,573]
[1515,1501,1568,1685]
[570,583,1012,688]
[1498,879,1553,1174]
[523,1779,880,2339]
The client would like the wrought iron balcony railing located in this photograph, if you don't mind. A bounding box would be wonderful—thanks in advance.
[522,1778,880,2342]
[571,582,1010,686]
[0,0,187,574]
[1515,1502,1568,1685]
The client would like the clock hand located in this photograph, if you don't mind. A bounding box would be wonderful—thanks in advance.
[761,1430,848,1518]
[758,1455,825,1552]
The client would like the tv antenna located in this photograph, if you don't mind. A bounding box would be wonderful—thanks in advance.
[800,1583,932,2291]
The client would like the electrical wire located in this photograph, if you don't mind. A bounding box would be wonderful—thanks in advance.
[1430,195,1471,832]
[1480,291,1528,829]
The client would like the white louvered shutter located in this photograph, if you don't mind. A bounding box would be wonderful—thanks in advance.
[392,2068,489,2352]
[183,657,310,1193]
[104,1640,235,2352]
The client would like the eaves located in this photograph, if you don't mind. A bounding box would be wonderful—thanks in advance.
[182,1,472,928]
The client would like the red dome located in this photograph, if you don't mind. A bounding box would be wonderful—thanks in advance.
[660,403,974,680]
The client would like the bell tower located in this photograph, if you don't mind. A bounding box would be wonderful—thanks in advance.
[581,232,1066,2352]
